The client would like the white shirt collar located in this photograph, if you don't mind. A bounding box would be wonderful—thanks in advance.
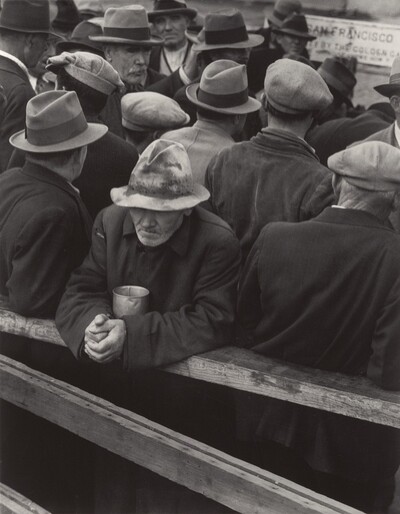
[394,121,400,148]
[0,49,29,78]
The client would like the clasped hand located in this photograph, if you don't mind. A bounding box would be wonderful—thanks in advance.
[84,314,126,364]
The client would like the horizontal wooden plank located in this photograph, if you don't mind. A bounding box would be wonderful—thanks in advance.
[0,482,50,514]
[0,300,399,428]
[0,355,361,514]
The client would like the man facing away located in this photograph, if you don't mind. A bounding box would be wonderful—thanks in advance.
[206,58,334,261]
[237,141,400,513]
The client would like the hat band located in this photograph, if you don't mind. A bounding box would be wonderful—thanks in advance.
[389,73,400,84]
[128,182,194,199]
[205,25,249,45]
[26,111,88,146]
[153,0,188,10]
[271,9,287,23]
[319,70,350,98]
[103,26,151,41]
[197,87,248,108]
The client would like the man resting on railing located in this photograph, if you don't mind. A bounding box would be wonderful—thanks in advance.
[236,141,400,513]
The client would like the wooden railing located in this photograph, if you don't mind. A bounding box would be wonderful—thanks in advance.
[0,482,51,514]
[1,299,397,513]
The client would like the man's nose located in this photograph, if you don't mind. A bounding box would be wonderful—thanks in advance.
[140,213,157,228]
[133,52,146,65]
[165,18,172,30]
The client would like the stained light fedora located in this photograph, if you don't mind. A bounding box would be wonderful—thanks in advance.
[374,57,400,97]
[90,5,163,46]
[148,0,197,23]
[10,90,107,153]
[192,9,264,52]
[273,13,316,41]
[318,57,356,107]
[268,0,302,28]
[111,139,210,211]
[186,59,261,115]
[0,0,58,36]
[56,20,105,56]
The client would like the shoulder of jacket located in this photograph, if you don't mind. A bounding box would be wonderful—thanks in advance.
[194,207,237,238]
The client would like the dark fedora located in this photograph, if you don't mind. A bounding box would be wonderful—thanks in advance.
[0,0,58,36]
[10,90,107,153]
[148,0,197,23]
[186,59,261,115]
[52,0,80,34]
[90,5,163,46]
[268,0,302,28]
[192,9,264,52]
[318,57,356,107]
[56,20,104,56]
[273,13,316,41]
[374,57,400,97]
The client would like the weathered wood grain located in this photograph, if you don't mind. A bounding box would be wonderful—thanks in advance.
[0,483,50,514]
[0,355,362,514]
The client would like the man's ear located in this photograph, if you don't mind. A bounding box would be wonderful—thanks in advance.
[103,45,113,63]
[389,95,400,114]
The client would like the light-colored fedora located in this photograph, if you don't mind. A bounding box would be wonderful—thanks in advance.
[0,0,59,37]
[318,57,356,107]
[268,0,302,28]
[374,57,400,97]
[186,59,261,114]
[90,5,163,46]
[111,139,209,211]
[148,0,197,22]
[192,9,264,52]
[10,90,107,153]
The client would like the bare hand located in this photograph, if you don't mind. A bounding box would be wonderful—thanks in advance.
[85,314,110,344]
[84,318,126,364]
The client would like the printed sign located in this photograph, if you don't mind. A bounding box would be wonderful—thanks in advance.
[306,15,400,67]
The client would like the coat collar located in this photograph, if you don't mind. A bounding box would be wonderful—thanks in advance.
[254,127,319,160]
[314,206,395,232]
[122,208,192,256]
[21,161,83,199]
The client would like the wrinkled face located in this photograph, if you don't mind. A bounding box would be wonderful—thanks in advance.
[29,35,57,77]
[276,33,307,55]
[152,14,190,49]
[25,33,49,68]
[105,44,151,86]
[129,207,186,247]
[208,47,251,66]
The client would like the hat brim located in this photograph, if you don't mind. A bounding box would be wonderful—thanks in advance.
[192,33,264,52]
[374,84,400,98]
[111,183,210,211]
[0,22,61,38]
[273,28,316,41]
[186,83,261,115]
[148,8,197,22]
[56,40,104,56]
[9,123,107,153]
[90,35,163,46]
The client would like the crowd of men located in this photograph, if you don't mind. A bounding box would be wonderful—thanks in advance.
[0,0,399,513]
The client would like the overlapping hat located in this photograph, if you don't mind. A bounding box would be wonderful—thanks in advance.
[273,12,315,41]
[56,19,105,56]
[0,0,58,37]
[268,0,302,28]
[192,9,264,52]
[52,0,80,34]
[328,141,400,192]
[90,5,163,46]
[111,139,209,210]
[186,59,261,114]
[46,51,124,95]
[264,58,332,114]
[374,57,400,98]
[10,90,107,152]
[122,92,190,132]
[148,0,197,22]
[318,57,356,107]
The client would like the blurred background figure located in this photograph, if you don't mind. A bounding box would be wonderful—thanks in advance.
[55,18,104,56]
[273,13,315,58]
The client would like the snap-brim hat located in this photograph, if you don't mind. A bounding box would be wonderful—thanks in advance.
[192,9,264,52]
[56,20,105,56]
[264,58,332,114]
[111,139,209,210]
[374,57,400,97]
[90,5,163,46]
[75,0,104,18]
[328,141,400,192]
[0,0,58,37]
[10,90,107,152]
[268,0,302,28]
[46,51,124,95]
[186,59,261,115]
[148,0,197,23]
[273,13,316,41]
[122,92,190,132]
[318,57,356,107]
[52,0,80,33]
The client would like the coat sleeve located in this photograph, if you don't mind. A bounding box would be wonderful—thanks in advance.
[146,69,183,98]
[7,207,79,318]
[367,274,400,391]
[300,169,335,221]
[121,229,241,370]
[55,211,113,358]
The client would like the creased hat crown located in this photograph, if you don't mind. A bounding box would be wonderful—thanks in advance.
[269,0,302,27]
[318,57,356,102]
[374,56,400,97]
[273,12,315,41]
[0,0,51,34]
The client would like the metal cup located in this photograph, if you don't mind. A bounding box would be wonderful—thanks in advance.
[112,285,149,318]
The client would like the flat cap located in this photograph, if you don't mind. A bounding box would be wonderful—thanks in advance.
[264,58,333,114]
[328,141,400,192]
[121,92,190,132]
